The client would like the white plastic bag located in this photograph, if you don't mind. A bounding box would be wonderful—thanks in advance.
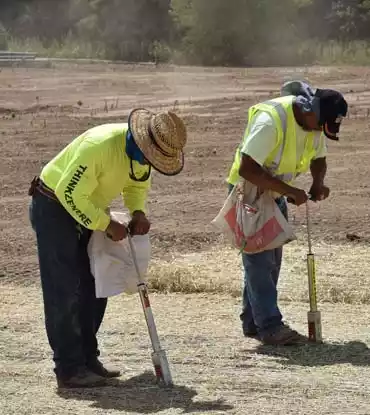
[212,180,296,254]
[87,211,151,298]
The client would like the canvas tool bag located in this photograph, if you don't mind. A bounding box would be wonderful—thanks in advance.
[212,180,296,254]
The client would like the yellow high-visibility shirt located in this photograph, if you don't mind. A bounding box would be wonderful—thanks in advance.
[40,123,151,231]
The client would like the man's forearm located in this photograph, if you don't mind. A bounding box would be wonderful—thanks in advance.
[239,154,294,196]
[122,185,149,215]
[310,157,327,186]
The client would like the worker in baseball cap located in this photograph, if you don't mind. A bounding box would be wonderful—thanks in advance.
[280,80,348,141]
[28,109,187,388]
[226,81,347,345]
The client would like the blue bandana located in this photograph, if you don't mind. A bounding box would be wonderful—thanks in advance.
[125,129,146,165]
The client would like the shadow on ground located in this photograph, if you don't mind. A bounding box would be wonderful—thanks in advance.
[57,371,233,413]
[250,340,370,367]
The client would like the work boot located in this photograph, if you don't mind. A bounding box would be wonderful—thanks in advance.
[260,324,308,346]
[244,331,260,340]
[57,368,108,389]
[243,323,259,340]
[87,359,121,378]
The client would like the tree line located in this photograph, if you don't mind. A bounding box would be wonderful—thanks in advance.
[1,0,370,66]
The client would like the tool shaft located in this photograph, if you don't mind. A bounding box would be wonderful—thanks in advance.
[306,200,312,254]
[307,253,317,312]
[305,200,322,342]
[127,234,161,349]
[127,233,173,385]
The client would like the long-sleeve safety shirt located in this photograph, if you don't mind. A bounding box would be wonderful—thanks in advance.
[40,123,151,231]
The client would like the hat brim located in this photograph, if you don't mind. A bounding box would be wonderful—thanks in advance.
[128,109,184,176]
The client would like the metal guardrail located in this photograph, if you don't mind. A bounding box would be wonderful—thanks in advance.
[0,51,37,62]
[0,52,157,67]
[0,52,171,69]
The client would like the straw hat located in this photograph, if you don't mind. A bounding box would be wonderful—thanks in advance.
[128,108,187,176]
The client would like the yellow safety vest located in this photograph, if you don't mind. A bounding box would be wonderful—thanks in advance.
[227,96,322,186]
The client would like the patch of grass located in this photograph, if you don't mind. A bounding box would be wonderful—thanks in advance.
[146,242,370,305]
[6,35,370,66]
[148,261,241,296]
[6,34,106,60]
[251,39,370,67]
[311,40,370,65]
[5,241,368,305]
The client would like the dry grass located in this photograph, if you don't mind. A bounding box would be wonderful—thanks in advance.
[2,210,370,415]
[2,280,370,415]
[147,239,370,305]
[7,35,107,60]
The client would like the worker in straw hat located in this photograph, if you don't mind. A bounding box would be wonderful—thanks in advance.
[28,109,187,388]
[226,80,348,346]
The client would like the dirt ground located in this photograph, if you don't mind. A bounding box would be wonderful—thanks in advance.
[2,62,370,414]
[3,286,370,415]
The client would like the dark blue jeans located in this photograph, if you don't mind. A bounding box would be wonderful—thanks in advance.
[29,191,107,379]
[228,184,288,336]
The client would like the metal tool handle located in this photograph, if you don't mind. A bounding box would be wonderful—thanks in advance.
[127,233,162,350]
[128,233,173,386]
[306,200,312,255]
[305,198,318,312]
[286,193,313,253]
[127,232,145,285]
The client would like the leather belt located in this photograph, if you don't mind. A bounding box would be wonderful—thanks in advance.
[28,176,59,203]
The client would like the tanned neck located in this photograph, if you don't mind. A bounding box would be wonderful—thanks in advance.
[292,102,305,129]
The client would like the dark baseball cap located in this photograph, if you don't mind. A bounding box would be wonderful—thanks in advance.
[314,88,348,140]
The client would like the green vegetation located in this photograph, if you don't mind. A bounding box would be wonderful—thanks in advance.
[2,0,370,66]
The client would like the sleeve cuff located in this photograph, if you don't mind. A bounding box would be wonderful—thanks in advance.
[240,151,264,166]
[95,213,111,232]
